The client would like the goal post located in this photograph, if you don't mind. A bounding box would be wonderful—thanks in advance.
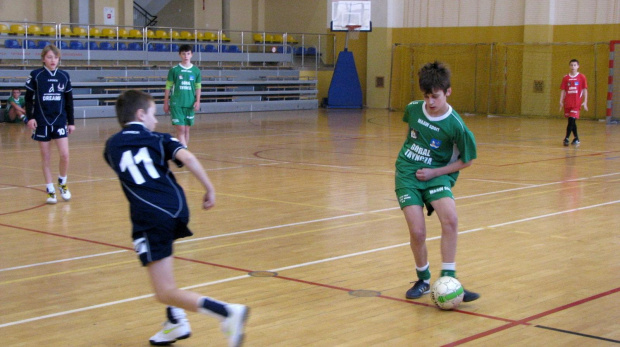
[608,40,620,124]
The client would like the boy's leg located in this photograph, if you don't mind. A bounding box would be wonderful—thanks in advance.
[38,141,56,203]
[429,197,458,264]
[430,197,480,302]
[402,205,432,299]
[55,137,72,200]
[147,256,249,346]
[175,125,188,147]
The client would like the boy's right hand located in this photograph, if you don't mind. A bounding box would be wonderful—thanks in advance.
[26,119,37,130]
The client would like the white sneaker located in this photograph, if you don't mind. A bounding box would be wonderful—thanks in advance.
[149,319,191,346]
[46,191,57,204]
[221,304,250,347]
[58,184,71,201]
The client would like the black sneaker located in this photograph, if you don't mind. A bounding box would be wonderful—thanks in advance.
[571,139,580,146]
[463,288,480,302]
[405,280,430,299]
[563,138,569,146]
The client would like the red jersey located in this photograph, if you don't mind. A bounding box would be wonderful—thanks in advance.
[560,73,587,109]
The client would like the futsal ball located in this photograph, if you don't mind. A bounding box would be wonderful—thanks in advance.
[430,276,464,310]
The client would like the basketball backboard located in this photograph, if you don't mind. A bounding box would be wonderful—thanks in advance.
[330,1,372,32]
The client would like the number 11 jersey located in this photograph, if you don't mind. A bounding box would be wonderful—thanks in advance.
[104,122,188,229]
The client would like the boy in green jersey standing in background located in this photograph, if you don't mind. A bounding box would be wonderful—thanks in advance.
[394,61,480,303]
[164,44,202,147]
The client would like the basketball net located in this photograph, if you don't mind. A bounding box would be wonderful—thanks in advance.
[344,25,361,51]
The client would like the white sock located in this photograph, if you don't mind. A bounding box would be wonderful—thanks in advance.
[58,176,67,185]
[442,262,456,271]
[46,183,55,193]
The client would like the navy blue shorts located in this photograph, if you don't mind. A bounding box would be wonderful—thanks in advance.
[131,217,192,266]
[31,125,68,142]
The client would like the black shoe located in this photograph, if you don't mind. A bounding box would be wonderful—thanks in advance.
[571,139,580,146]
[563,138,569,146]
[463,289,480,302]
[405,280,430,299]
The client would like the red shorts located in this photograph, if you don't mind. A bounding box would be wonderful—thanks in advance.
[564,107,580,119]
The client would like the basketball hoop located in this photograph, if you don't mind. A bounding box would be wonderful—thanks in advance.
[344,25,361,51]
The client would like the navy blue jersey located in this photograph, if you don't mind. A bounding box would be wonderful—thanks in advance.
[25,67,74,126]
[104,123,189,230]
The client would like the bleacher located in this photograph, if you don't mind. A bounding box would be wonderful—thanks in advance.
[0,22,330,117]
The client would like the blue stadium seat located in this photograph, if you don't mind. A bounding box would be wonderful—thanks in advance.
[115,42,127,50]
[204,44,216,52]
[170,44,179,52]
[89,41,99,50]
[225,45,240,53]
[23,39,36,49]
[147,43,155,51]
[305,46,317,55]
[193,44,203,52]
[37,40,51,49]
[55,41,68,49]
[5,39,20,48]
[154,43,168,52]
[128,42,142,51]
[69,41,84,50]
[99,42,114,50]
[294,46,305,55]
[276,46,292,53]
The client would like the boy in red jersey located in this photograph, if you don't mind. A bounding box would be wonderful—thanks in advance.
[559,59,588,146]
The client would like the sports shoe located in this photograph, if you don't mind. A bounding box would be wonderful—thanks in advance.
[46,191,57,204]
[463,288,480,302]
[221,304,249,347]
[149,319,191,346]
[58,184,71,201]
[563,138,569,146]
[405,280,430,299]
[571,139,580,146]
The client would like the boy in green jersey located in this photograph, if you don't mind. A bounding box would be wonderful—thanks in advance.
[394,61,480,303]
[164,44,201,146]
[4,89,26,123]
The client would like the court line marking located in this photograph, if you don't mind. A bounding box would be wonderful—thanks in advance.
[3,171,618,272]
[1,199,618,329]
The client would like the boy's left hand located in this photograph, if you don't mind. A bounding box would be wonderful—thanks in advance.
[415,168,436,181]
[67,125,75,134]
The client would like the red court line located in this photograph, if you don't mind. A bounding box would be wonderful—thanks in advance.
[496,150,618,167]
[5,221,603,333]
[442,286,620,346]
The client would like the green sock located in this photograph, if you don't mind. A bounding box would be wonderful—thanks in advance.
[416,268,431,282]
[440,269,456,278]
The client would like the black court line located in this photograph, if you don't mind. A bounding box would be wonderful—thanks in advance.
[535,325,620,344]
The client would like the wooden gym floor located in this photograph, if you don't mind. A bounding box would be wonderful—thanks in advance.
[1,109,619,346]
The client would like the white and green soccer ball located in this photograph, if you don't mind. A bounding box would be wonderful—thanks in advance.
[430,276,464,310]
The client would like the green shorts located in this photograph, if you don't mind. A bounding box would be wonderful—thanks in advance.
[395,170,456,209]
[170,106,195,126]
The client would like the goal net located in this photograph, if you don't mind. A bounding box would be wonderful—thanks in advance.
[390,42,614,122]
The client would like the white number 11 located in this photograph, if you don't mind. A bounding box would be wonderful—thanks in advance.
[119,147,160,184]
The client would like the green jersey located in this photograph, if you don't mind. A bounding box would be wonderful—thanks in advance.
[6,95,25,111]
[166,64,201,108]
[395,101,477,190]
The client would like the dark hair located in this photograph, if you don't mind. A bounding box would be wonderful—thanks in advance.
[179,44,193,54]
[115,90,154,126]
[569,59,579,65]
[418,61,451,95]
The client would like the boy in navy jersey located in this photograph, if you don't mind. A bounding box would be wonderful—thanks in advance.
[24,44,74,204]
[104,90,248,347]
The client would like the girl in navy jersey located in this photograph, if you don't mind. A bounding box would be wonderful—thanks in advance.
[24,44,75,204]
